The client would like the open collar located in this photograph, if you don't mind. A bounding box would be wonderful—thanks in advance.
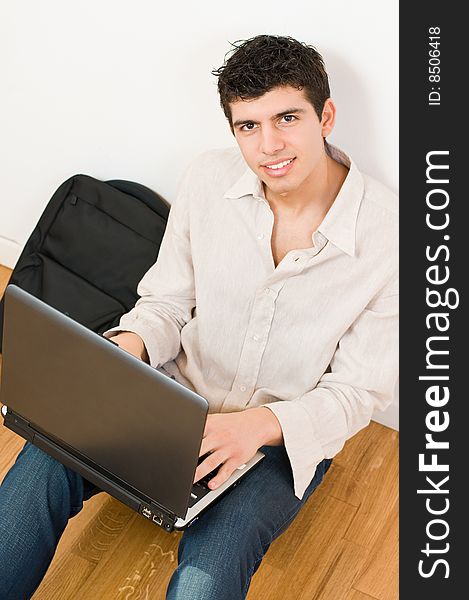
[223,143,364,257]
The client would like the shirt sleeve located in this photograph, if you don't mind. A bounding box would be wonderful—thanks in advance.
[262,274,399,500]
[102,163,196,368]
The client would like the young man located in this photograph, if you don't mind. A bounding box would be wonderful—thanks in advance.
[0,35,398,599]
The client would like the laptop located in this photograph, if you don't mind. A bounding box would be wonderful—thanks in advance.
[0,284,265,531]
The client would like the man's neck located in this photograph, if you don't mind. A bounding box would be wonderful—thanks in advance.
[263,153,349,219]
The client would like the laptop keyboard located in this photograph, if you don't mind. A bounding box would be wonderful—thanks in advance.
[188,456,220,508]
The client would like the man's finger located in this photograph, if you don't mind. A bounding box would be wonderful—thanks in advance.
[193,451,224,484]
[205,459,238,490]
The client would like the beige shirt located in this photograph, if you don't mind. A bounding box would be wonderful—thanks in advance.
[103,143,399,500]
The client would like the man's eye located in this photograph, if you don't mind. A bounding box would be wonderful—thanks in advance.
[282,115,296,123]
[241,122,257,131]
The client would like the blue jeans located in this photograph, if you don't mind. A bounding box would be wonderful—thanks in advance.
[0,440,332,600]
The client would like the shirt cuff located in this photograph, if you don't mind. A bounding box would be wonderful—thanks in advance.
[262,400,326,501]
[102,317,163,368]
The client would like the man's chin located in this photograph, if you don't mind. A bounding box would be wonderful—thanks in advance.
[262,179,297,197]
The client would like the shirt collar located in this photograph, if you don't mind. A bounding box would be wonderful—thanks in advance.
[223,163,265,201]
[223,142,364,257]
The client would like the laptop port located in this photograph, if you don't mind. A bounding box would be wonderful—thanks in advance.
[152,514,163,526]
[142,506,152,519]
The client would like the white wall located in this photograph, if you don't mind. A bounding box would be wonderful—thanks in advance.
[0,0,399,429]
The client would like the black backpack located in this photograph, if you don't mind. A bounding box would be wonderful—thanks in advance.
[0,174,170,352]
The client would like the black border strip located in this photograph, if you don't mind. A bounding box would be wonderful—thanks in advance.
[400,3,464,596]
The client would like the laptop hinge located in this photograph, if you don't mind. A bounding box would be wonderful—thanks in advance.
[2,409,34,442]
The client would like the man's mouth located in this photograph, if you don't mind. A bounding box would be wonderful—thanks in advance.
[261,157,296,176]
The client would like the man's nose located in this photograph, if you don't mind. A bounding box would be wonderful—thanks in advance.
[259,126,285,156]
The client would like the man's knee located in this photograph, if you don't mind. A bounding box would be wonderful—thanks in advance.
[7,442,77,503]
[20,442,68,479]
[167,562,226,600]
[169,517,268,600]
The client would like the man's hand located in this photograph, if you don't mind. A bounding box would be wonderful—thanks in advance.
[193,407,283,490]
[110,331,149,363]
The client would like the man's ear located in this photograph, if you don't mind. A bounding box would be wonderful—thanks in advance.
[320,98,337,138]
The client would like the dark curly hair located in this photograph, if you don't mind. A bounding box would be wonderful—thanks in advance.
[212,35,331,132]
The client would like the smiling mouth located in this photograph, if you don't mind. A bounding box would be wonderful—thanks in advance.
[262,157,294,168]
[261,157,296,175]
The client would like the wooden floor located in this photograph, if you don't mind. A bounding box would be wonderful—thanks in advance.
[0,264,398,599]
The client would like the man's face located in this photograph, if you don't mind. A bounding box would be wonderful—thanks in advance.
[230,85,332,198]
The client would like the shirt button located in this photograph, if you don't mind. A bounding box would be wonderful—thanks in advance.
[256,233,264,240]
[240,385,246,392]
[264,288,271,294]
[252,334,259,341]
